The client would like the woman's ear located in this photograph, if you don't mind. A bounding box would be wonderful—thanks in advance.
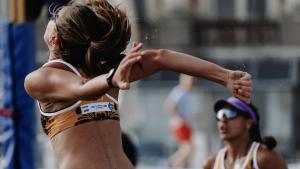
[51,35,63,48]
[52,36,59,44]
[245,119,253,130]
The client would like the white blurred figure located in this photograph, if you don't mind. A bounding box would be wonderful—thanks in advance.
[165,74,202,169]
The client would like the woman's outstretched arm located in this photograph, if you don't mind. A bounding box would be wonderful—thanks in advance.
[125,44,252,103]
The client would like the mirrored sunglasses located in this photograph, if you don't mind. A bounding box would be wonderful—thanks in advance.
[216,108,240,121]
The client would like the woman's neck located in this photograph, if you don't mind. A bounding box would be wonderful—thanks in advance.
[48,52,60,61]
[226,136,252,160]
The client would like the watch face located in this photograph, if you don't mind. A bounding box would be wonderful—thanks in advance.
[107,68,115,78]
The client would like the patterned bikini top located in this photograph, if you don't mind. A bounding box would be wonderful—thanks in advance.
[39,59,120,138]
[213,142,261,169]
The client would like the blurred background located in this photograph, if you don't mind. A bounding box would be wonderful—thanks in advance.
[1,0,300,169]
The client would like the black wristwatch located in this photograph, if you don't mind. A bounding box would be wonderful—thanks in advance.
[106,68,116,88]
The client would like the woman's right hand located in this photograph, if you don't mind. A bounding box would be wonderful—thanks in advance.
[112,43,143,89]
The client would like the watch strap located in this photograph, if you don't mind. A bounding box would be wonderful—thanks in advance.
[106,68,117,88]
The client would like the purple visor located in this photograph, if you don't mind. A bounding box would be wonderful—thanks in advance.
[214,97,257,124]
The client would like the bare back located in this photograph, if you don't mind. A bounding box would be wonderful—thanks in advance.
[51,120,133,169]
[26,61,134,169]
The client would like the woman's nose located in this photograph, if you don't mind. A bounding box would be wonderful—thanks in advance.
[219,116,229,123]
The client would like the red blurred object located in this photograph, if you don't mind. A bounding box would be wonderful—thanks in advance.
[0,108,13,117]
[171,122,192,143]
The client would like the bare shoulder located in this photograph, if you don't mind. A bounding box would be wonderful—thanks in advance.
[24,67,78,101]
[25,68,49,90]
[24,67,54,100]
[202,154,217,169]
[257,146,288,169]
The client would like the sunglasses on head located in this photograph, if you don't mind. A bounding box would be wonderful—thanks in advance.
[216,108,240,121]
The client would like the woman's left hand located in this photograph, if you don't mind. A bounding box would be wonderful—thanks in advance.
[226,70,252,104]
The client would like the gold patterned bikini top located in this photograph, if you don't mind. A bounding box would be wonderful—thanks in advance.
[39,60,120,138]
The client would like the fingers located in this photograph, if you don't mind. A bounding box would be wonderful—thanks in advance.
[234,94,251,104]
[233,88,251,99]
[132,42,140,48]
[123,55,142,67]
[237,89,251,98]
[234,80,252,86]
[240,73,251,80]
[119,82,130,90]
[231,86,251,104]
[234,83,252,96]
[120,52,142,64]
[233,71,251,80]
[115,52,142,90]
[230,71,252,104]
[233,82,252,94]
[234,83,252,91]
[130,42,143,53]
[236,86,252,95]
[233,79,252,91]
[232,71,245,78]
[230,72,252,91]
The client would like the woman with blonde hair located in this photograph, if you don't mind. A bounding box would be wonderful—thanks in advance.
[25,1,252,168]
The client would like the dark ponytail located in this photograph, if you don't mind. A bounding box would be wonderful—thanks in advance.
[248,104,277,150]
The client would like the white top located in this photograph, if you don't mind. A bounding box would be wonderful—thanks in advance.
[213,142,260,169]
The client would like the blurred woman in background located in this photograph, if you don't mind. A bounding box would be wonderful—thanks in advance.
[203,97,288,169]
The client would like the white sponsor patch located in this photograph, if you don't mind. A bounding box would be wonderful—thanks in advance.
[80,102,115,114]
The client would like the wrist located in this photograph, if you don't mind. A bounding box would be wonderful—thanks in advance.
[221,68,232,86]
[106,68,117,88]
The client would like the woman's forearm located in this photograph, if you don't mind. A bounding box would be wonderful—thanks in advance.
[129,49,230,86]
[75,74,111,100]
[157,49,230,86]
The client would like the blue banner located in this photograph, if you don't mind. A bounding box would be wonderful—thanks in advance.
[12,22,37,169]
[0,21,16,169]
[0,21,37,169]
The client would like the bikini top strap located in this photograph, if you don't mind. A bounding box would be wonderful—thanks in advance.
[105,94,118,104]
[240,142,257,169]
[43,59,81,77]
[252,142,261,169]
[213,148,226,169]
